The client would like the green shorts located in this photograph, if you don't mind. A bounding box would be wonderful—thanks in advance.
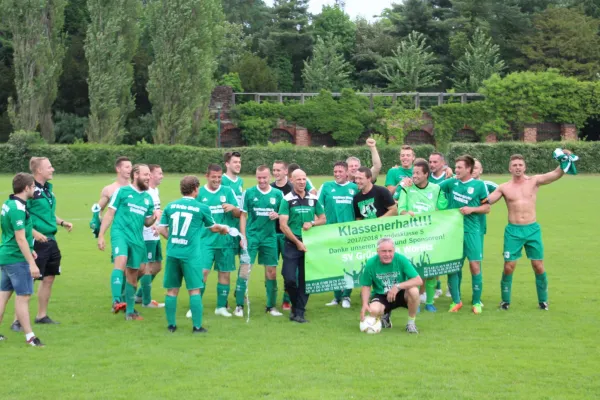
[112,237,147,269]
[145,240,162,263]
[163,256,203,290]
[503,222,544,261]
[276,233,285,259]
[463,232,483,262]
[248,240,278,267]
[199,247,236,272]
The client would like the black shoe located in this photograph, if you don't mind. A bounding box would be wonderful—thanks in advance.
[499,302,510,310]
[27,336,44,347]
[10,320,23,332]
[381,313,392,328]
[291,315,309,323]
[193,327,208,334]
[167,325,177,333]
[538,302,549,311]
[289,311,296,321]
[35,316,60,324]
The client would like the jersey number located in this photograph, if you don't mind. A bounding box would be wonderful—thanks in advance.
[170,212,193,236]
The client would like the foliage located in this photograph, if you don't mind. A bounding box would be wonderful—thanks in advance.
[219,73,244,93]
[53,112,88,144]
[217,22,250,75]
[231,54,277,92]
[146,0,223,145]
[239,117,275,145]
[302,35,353,92]
[272,56,294,92]
[311,5,356,58]
[85,0,139,144]
[2,0,66,142]
[125,113,155,145]
[377,31,441,91]
[451,28,505,92]
[383,106,428,146]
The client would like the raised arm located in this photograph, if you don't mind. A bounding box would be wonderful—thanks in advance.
[366,138,382,182]
[535,166,564,186]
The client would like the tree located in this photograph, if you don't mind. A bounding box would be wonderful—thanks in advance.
[312,5,356,58]
[85,0,139,144]
[302,35,352,91]
[231,53,277,92]
[452,28,505,92]
[217,22,251,75]
[377,31,440,91]
[518,7,600,79]
[352,18,396,89]
[1,0,66,142]
[147,0,224,145]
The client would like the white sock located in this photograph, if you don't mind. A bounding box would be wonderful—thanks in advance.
[25,332,35,341]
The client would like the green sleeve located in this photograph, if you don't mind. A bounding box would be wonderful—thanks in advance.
[107,188,122,210]
[306,178,314,192]
[278,199,289,216]
[159,208,169,226]
[392,185,402,201]
[240,190,249,213]
[317,183,327,206]
[315,198,325,216]
[399,256,419,280]
[10,207,26,231]
[397,188,408,213]
[436,189,448,210]
[384,168,397,186]
[145,194,154,218]
[201,204,217,227]
[438,178,452,193]
[227,188,239,207]
[478,182,489,204]
[359,262,373,287]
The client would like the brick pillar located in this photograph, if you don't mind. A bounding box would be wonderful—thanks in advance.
[523,124,537,143]
[295,127,311,146]
[485,133,498,143]
[561,124,577,141]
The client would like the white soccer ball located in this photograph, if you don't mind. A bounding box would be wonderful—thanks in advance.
[360,316,382,334]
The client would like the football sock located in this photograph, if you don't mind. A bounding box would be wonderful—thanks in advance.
[125,282,136,314]
[140,274,152,305]
[111,270,124,302]
[266,279,277,308]
[235,277,247,307]
[436,279,441,290]
[343,288,352,297]
[501,272,513,303]
[190,294,203,328]
[283,291,290,304]
[425,279,436,305]
[458,269,463,297]
[165,295,177,327]
[448,272,461,303]
[535,272,548,303]
[472,273,483,305]
[333,290,343,302]
[407,316,416,325]
[216,283,230,308]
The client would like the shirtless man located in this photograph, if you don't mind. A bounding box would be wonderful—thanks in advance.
[488,152,572,311]
[347,138,382,184]
[94,157,133,221]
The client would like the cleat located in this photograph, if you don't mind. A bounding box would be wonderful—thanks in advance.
[448,301,463,312]
[425,304,437,312]
[472,303,483,314]
[134,296,143,304]
[186,309,192,318]
[499,302,510,310]
[234,306,244,317]
[27,336,44,347]
[381,313,392,328]
[282,302,291,311]
[445,289,451,298]
[125,312,144,321]
[214,307,232,317]
[341,297,351,309]
[10,320,23,332]
[434,289,443,299]
[111,301,126,314]
[266,307,283,317]
[193,327,208,334]
[289,312,296,321]
[167,325,177,333]
[538,302,549,311]
[419,293,426,304]
[325,299,339,306]
[291,315,309,323]
[142,300,165,308]
[35,316,59,325]
[405,324,419,334]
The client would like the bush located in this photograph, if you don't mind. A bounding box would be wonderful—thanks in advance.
[53,112,88,144]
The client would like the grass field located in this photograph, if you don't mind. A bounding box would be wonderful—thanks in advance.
[0,173,598,400]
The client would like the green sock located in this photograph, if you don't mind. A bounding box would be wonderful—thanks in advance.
[436,279,441,290]
[501,273,513,303]
[125,282,136,314]
[190,294,203,328]
[333,290,343,302]
[448,272,461,303]
[165,295,177,327]
[216,283,229,308]
[110,270,124,302]
[535,272,548,303]
[235,277,247,307]
[266,279,277,308]
[343,288,352,297]
[137,273,157,298]
[283,291,290,304]
[458,269,463,297]
[141,274,152,305]
[425,279,436,305]
[472,273,483,305]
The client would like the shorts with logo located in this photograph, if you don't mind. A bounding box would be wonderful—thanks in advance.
[163,256,203,290]
[0,262,34,295]
[370,291,408,313]
[247,238,278,267]
[463,232,483,262]
[34,239,62,278]
[145,240,163,263]
[503,222,544,261]
[199,247,236,272]
[112,236,147,269]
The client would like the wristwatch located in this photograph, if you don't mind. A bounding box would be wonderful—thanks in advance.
[310,221,315,226]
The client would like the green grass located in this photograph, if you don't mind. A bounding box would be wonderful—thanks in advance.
[0,174,598,400]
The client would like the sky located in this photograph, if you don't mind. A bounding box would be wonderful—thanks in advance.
[263,0,395,21]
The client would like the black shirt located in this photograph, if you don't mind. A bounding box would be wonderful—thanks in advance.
[353,185,395,219]
[271,180,294,233]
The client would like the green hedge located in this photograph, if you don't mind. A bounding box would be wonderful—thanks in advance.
[0,141,596,175]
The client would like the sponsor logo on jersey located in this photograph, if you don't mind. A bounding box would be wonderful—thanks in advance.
[16,220,23,226]
[253,197,258,202]
[331,189,336,192]
[128,195,133,198]
[144,199,150,205]
[308,199,314,207]
[270,197,276,205]
[467,187,474,194]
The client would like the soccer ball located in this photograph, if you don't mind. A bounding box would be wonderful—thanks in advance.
[360,316,382,334]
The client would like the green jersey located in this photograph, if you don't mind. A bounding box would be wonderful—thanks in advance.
[28,181,57,238]
[397,182,448,214]
[359,253,419,295]
[197,185,238,248]
[241,185,283,242]
[108,185,154,247]
[385,167,413,187]
[428,172,448,185]
[439,178,489,233]
[317,181,358,224]
[160,197,216,259]
[222,174,243,232]
[479,180,498,235]
[0,196,34,265]
[279,191,325,238]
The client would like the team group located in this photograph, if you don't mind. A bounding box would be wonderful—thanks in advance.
[0,139,573,343]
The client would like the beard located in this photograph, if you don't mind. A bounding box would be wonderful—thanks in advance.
[136,178,149,191]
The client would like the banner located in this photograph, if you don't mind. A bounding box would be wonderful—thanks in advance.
[303,209,464,294]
